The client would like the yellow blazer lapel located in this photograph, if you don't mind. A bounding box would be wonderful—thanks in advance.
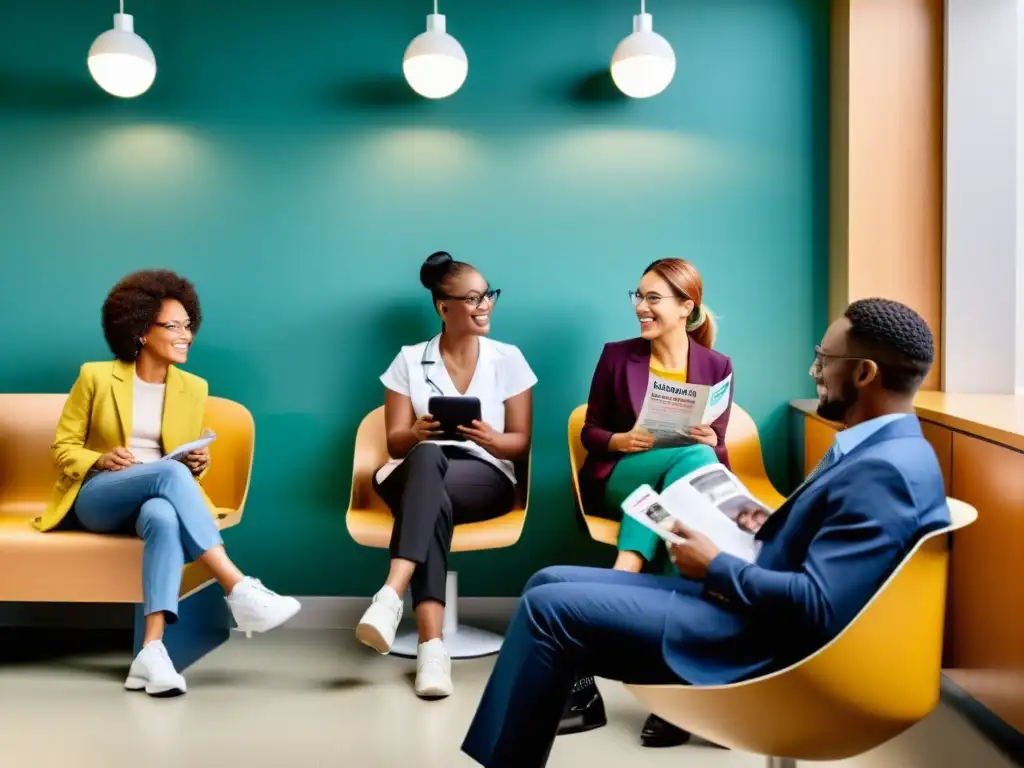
[111,360,134,445]
[161,366,192,455]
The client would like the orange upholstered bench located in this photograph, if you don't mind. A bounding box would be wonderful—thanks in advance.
[0,393,255,669]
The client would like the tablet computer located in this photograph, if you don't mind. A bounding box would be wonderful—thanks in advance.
[428,396,482,441]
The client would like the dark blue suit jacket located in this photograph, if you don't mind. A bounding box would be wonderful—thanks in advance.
[661,416,951,685]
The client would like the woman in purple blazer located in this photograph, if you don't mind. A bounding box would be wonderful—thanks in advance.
[561,258,734,748]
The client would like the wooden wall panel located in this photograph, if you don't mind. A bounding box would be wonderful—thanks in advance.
[830,0,944,389]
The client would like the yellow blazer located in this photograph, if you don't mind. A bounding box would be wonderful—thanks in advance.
[39,359,215,532]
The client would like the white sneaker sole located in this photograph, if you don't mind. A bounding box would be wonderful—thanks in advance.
[355,621,393,655]
[232,598,302,637]
[415,678,454,699]
[125,676,187,697]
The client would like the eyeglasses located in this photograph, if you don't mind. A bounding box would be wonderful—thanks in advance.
[814,345,922,375]
[439,288,501,309]
[154,321,194,335]
[629,290,689,308]
[812,345,881,375]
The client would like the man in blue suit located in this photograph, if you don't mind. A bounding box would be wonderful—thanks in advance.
[461,298,951,767]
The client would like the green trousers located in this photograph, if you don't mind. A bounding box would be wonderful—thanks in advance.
[606,443,719,565]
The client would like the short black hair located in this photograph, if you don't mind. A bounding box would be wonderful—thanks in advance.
[101,270,202,362]
[844,298,934,393]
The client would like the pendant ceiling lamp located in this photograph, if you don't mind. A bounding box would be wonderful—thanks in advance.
[403,0,468,99]
[88,0,156,99]
[611,0,676,99]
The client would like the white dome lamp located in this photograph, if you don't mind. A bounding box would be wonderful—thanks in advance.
[88,1,157,99]
[611,0,676,99]
[403,0,468,99]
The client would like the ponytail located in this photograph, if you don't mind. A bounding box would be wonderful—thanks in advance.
[686,304,717,349]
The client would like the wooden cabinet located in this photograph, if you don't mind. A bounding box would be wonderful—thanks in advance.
[946,432,1024,734]
[791,399,1024,742]
[918,421,955,662]
[803,416,839,476]
[920,420,952,495]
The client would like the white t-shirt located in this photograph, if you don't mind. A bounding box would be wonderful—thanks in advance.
[131,375,166,463]
[377,335,538,485]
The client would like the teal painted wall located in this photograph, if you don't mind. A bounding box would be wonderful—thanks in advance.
[0,0,829,596]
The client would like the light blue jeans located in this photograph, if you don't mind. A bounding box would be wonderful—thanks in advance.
[73,461,223,622]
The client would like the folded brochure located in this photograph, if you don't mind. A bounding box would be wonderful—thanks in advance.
[621,462,769,563]
[635,373,732,446]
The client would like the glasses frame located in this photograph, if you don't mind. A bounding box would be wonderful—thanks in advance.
[629,289,691,308]
[438,288,501,310]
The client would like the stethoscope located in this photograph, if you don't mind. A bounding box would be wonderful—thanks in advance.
[421,335,445,397]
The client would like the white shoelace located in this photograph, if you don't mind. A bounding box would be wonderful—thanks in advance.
[240,578,280,607]
[419,651,448,671]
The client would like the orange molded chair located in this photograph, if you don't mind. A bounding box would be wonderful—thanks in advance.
[568,403,784,545]
[627,498,977,768]
[346,406,529,659]
[0,393,255,670]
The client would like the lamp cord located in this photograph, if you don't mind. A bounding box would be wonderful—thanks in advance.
[640,0,646,13]
[120,0,124,13]
[434,0,439,14]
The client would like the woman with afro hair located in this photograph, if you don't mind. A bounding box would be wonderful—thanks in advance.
[40,269,300,697]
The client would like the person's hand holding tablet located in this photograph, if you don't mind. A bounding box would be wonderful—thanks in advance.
[457,420,501,449]
[411,413,443,443]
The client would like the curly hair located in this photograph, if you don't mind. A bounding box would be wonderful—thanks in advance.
[844,298,934,393]
[101,269,202,362]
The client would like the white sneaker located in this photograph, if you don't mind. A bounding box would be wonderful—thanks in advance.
[124,640,187,697]
[415,638,453,699]
[226,577,301,638]
[355,586,403,655]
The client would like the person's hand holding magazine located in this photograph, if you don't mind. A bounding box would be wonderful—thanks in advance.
[608,428,656,454]
[667,502,769,579]
[666,521,720,580]
[686,424,718,447]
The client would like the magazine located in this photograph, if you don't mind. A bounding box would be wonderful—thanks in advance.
[621,462,769,562]
[635,373,732,447]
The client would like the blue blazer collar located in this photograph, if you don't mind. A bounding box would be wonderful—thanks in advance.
[756,415,924,542]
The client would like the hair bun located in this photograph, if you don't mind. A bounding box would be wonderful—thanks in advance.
[420,251,454,292]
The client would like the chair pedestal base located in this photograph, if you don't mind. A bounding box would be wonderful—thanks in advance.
[766,758,796,768]
[388,571,505,660]
[390,624,504,659]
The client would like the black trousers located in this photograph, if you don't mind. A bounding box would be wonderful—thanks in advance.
[376,442,515,607]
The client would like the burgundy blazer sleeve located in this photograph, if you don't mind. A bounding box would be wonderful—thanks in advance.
[710,356,734,469]
[581,344,616,454]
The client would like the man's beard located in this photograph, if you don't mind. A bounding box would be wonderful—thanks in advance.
[816,379,858,422]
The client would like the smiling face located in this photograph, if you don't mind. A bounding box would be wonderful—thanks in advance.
[140,299,194,366]
[810,317,866,422]
[634,270,695,341]
[437,269,498,337]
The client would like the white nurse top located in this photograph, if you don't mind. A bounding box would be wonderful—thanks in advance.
[376,335,538,485]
